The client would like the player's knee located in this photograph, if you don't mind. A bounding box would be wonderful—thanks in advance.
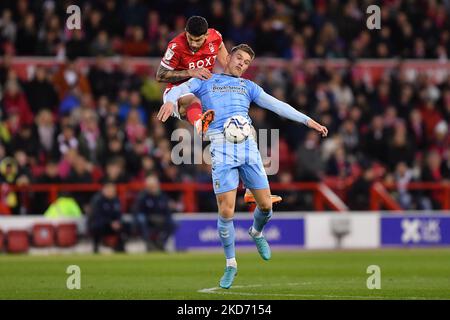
[179,97,201,118]
[218,205,234,219]
[258,202,272,213]
[179,108,187,118]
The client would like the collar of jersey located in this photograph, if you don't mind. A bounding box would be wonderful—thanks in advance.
[220,73,239,78]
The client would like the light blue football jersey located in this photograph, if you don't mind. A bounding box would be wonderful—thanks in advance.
[184,74,262,134]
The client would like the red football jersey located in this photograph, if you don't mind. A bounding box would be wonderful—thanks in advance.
[160,28,223,89]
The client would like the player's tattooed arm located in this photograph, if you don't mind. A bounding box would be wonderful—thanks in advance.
[155,64,191,83]
[156,65,212,82]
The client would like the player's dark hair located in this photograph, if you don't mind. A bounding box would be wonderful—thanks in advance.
[231,44,255,59]
[186,16,208,36]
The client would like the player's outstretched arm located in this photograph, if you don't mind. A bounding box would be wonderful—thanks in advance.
[254,91,328,137]
[155,65,212,83]
[305,118,328,137]
[217,43,229,69]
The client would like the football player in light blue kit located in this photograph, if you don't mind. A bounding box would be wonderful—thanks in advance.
[157,44,328,289]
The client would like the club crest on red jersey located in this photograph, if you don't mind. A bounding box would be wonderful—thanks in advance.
[164,48,175,61]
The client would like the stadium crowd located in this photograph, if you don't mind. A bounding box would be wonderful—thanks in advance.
[1,0,450,59]
[0,0,449,215]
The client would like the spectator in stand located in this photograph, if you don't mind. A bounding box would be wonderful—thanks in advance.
[114,59,142,92]
[339,119,360,154]
[58,86,81,117]
[2,80,34,129]
[420,99,443,142]
[11,125,39,162]
[103,157,128,184]
[393,162,414,210]
[122,26,150,57]
[102,0,124,38]
[348,165,375,210]
[66,152,93,211]
[118,90,147,124]
[103,114,124,142]
[295,131,324,181]
[408,109,427,152]
[362,115,388,164]
[33,159,62,214]
[125,138,150,177]
[125,108,147,144]
[431,121,450,156]
[52,60,91,102]
[13,149,32,184]
[33,109,58,161]
[0,157,22,214]
[15,13,37,56]
[123,0,147,29]
[44,192,82,219]
[421,151,448,209]
[227,11,255,46]
[90,31,115,57]
[88,56,116,100]
[132,174,177,251]
[66,29,89,60]
[24,66,59,114]
[386,122,415,170]
[133,155,156,182]
[35,29,61,56]
[104,136,125,167]
[326,146,351,178]
[88,182,126,253]
[78,109,105,165]
[0,9,16,45]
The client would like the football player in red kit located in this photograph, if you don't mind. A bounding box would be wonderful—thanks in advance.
[156,16,282,205]
[156,16,225,134]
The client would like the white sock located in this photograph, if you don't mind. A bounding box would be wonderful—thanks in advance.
[226,258,237,268]
[250,226,263,238]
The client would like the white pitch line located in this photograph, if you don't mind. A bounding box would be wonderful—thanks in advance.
[197,283,445,300]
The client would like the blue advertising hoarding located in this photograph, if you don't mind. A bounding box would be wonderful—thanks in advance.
[381,215,450,247]
[174,214,304,251]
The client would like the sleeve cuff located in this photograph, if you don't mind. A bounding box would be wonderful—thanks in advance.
[160,61,174,70]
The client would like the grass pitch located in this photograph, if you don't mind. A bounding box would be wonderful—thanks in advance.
[0,249,449,300]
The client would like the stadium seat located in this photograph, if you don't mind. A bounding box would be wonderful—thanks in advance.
[31,224,55,247]
[102,235,119,248]
[0,203,11,215]
[0,229,4,252]
[55,223,78,247]
[6,230,29,253]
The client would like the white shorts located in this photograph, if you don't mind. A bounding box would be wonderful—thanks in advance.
[163,87,195,119]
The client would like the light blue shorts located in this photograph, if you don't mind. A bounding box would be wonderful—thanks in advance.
[209,135,269,194]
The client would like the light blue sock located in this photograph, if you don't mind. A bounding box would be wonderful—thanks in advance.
[252,207,273,232]
[217,216,236,259]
